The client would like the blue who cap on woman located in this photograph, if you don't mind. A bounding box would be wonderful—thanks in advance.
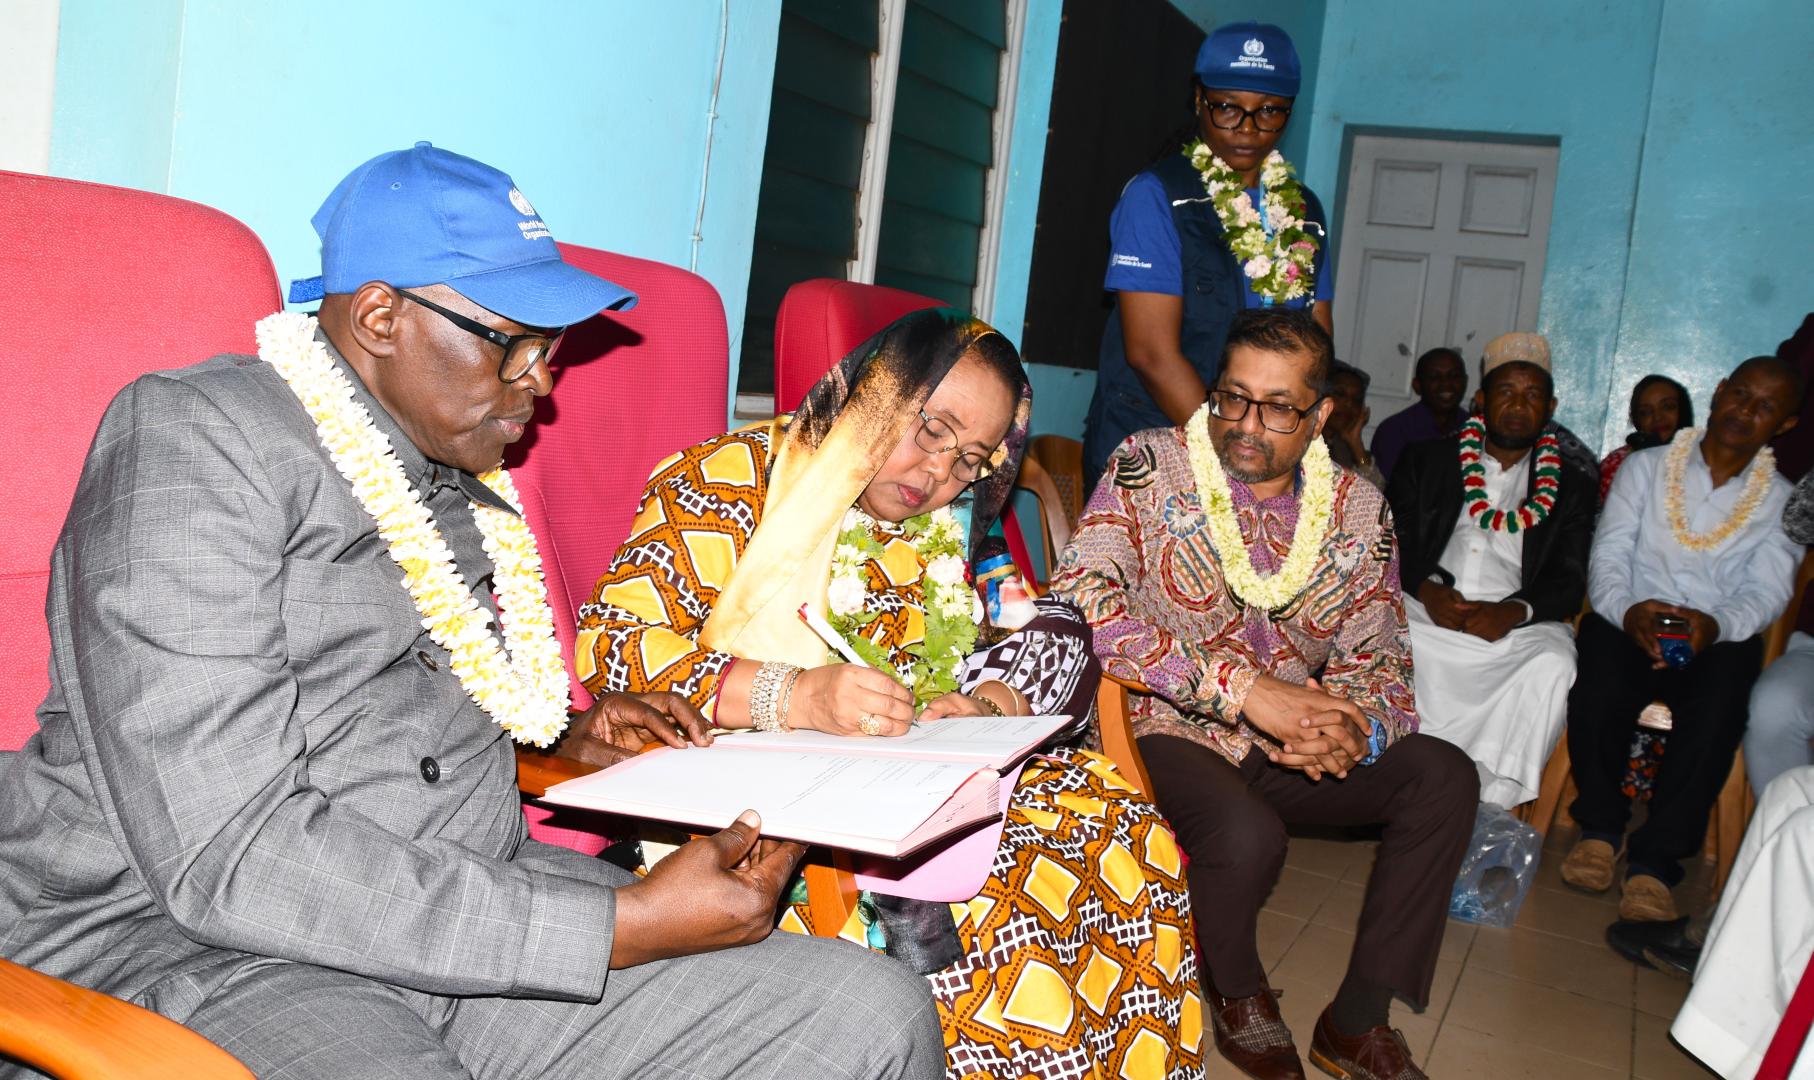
[288,142,636,328]
[1194,21,1301,98]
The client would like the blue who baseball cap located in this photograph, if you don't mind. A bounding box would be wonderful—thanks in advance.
[287,142,636,327]
[1194,22,1301,98]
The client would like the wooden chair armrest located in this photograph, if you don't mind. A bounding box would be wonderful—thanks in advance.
[515,745,602,798]
[0,958,253,1079]
[1095,673,1155,796]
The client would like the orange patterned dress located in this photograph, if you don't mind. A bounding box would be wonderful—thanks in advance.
[577,427,1204,1080]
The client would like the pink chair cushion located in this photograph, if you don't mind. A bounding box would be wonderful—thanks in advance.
[505,243,729,713]
[0,171,279,751]
[769,277,1041,575]
[772,278,944,413]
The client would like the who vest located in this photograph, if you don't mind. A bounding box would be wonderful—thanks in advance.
[1085,153,1326,478]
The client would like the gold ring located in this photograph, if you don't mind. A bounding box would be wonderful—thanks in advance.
[858,713,884,736]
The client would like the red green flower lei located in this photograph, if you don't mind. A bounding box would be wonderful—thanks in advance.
[1459,417,1561,533]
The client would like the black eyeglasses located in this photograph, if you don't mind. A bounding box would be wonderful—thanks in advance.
[395,289,563,384]
[1201,98,1292,133]
[915,409,996,482]
[1208,388,1323,434]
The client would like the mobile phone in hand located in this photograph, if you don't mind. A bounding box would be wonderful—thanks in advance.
[1655,612,1693,669]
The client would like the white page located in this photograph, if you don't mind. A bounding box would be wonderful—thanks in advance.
[543,745,993,850]
[713,714,1069,766]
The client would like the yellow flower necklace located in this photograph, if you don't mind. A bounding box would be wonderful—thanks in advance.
[1185,402,1335,610]
[256,312,571,746]
[1662,427,1776,553]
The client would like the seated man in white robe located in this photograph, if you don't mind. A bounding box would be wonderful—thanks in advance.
[1385,333,1598,808]
[1666,766,1814,1077]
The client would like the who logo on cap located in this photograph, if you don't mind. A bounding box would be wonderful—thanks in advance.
[288,142,635,329]
[1195,21,1300,98]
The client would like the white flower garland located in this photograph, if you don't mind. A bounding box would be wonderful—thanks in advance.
[1662,427,1776,553]
[256,312,571,746]
[828,505,979,705]
[1184,402,1335,610]
[1183,141,1320,305]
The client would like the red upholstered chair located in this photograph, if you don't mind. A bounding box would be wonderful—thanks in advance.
[773,277,946,413]
[0,169,273,1076]
[772,278,1055,582]
[505,243,729,850]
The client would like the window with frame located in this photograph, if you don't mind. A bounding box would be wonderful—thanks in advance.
[737,0,1022,404]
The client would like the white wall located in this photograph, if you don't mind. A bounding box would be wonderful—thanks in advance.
[0,0,60,174]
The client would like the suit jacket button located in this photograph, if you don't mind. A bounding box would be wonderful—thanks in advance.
[417,650,438,671]
[420,756,440,784]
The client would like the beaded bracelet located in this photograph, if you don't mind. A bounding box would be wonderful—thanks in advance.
[749,661,801,732]
[774,667,802,731]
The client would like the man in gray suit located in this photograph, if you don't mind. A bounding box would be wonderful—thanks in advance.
[0,144,942,1079]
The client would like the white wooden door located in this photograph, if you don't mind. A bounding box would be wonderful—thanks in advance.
[1332,136,1558,430]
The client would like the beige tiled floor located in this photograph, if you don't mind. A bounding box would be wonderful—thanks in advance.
[1227,824,1721,1079]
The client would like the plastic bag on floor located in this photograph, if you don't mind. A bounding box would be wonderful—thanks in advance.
[1448,804,1541,927]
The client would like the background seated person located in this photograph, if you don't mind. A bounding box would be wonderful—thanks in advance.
[1743,470,1814,794]
[1386,333,1596,809]
[1055,308,1476,1080]
[1600,374,1693,503]
[0,144,942,1080]
[1324,359,1385,489]
[1562,356,1803,924]
[1371,346,1467,482]
[570,309,1202,1079]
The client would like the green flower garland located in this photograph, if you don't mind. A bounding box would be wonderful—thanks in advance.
[826,506,980,706]
[1182,141,1320,305]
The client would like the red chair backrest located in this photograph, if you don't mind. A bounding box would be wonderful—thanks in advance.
[0,171,280,751]
[772,278,943,412]
[504,243,729,711]
[770,278,1042,576]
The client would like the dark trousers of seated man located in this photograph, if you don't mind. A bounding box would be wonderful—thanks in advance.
[1566,613,1764,885]
[1139,732,1478,1013]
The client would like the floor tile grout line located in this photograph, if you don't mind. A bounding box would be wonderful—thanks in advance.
[1424,920,1476,1057]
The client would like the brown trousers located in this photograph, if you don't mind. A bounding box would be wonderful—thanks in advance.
[1139,732,1477,1010]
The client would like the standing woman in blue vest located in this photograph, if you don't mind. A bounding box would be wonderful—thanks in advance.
[1083,22,1332,484]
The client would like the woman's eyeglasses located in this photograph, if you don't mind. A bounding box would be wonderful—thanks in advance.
[915,410,996,482]
[396,289,563,384]
[1201,99,1292,133]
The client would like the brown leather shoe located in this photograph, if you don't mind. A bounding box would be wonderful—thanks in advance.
[1308,1005,1426,1079]
[1208,980,1305,1080]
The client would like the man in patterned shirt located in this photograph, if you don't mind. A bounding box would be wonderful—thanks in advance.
[1054,308,1476,1080]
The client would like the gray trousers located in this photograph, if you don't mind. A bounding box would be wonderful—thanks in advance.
[172,929,941,1080]
[1744,632,1814,794]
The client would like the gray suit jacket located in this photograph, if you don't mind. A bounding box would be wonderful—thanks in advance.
[0,346,619,1021]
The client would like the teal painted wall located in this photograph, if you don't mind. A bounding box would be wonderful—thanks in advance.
[49,0,783,407]
[1604,0,1814,447]
[1302,0,1813,451]
[1300,0,1665,449]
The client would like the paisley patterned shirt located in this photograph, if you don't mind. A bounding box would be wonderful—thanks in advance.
[1051,427,1420,765]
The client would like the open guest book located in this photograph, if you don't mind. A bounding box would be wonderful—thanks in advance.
[540,714,1072,858]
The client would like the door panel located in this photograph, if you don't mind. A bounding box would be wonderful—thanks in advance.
[1460,165,1538,236]
[1352,251,1430,393]
[1333,135,1558,433]
[1367,161,1441,229]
